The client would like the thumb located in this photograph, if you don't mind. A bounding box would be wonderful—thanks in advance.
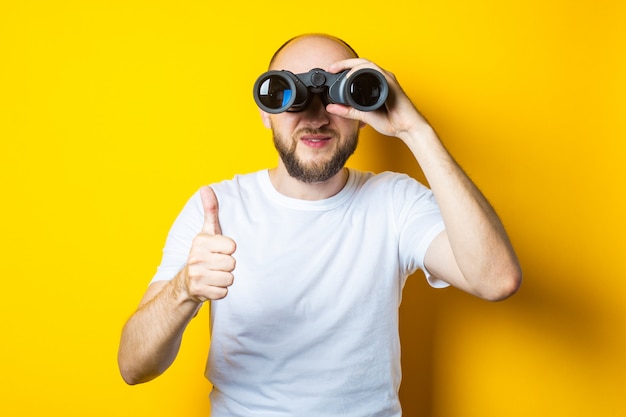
[200,186,222,235]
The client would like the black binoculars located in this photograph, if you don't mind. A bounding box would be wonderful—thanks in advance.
[253,68,388,114]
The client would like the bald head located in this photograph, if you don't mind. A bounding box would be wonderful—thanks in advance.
[268,34,359,72]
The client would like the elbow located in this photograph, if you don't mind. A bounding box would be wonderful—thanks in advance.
[118,361,142,386]
[119,364,157,386]
[120,373,140,386]
[118,353,159,386]
[118,345,140,385]
[481,263,523,302]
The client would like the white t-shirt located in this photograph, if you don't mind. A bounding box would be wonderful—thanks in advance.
[152,169,447,416]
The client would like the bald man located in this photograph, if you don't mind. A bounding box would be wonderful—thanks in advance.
[118,34,521,416]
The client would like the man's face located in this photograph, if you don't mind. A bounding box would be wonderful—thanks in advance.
[262,36,363,183]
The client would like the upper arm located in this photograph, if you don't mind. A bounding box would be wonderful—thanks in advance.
[423,230,473,294]
[424,230,522,300]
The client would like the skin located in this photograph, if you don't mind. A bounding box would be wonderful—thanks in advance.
[117,34,522,385]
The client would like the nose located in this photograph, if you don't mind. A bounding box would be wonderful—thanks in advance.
[303,94,330,128]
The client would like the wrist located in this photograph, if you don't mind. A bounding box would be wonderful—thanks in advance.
[172,266,201,307]
[398,122,439,149]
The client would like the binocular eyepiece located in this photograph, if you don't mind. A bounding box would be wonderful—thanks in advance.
[253,68,388,114]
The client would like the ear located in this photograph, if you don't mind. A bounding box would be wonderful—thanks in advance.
[259,109,272,129]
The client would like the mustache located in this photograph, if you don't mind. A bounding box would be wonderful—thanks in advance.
[293,127,339,138]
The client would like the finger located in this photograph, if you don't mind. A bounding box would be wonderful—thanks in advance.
[326,103,366,123]
[200,186,222,235]
[327,58,370,73]
[200,251,236,271]
[185,270,234,301]
[188,282,230,302]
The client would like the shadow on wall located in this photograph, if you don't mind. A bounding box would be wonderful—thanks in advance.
[352,129,619,415]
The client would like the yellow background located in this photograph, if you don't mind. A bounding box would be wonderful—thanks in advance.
[2,1,624,416]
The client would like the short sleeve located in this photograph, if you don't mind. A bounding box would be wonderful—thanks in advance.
[392,175,449,288]
[150,189,204,284]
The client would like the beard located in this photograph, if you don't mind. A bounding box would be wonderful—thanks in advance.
[273,127,359,183]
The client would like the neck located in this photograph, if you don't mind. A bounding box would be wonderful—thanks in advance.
[268,164,349,201]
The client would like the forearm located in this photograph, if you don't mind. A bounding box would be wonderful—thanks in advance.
[117,273,201,385]
[401,125,521,299]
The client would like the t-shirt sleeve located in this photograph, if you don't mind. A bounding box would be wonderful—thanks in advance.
[392,175,450,288]
[150,189,204,284]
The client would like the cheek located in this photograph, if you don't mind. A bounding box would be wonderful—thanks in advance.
[272,119,302,141]
[338,120,363,135]
[267,114,294,131]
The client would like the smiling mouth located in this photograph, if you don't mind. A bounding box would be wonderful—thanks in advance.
[301,136,332,149]
[301,133,333,142]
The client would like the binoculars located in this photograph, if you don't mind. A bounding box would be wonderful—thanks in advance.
[253,68,388,114]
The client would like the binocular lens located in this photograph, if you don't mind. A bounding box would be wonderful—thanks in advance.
[256,76,294,111]
[349,72,384,108]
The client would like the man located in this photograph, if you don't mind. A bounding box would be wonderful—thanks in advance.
[118,34,521,416]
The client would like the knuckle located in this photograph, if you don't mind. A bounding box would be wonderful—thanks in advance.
[226,256,236,271]
[210,287,228,300]
[217,236,236,253]
[225,273,235,286]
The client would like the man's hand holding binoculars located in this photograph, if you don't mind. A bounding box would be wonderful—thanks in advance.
[325,58,434,144]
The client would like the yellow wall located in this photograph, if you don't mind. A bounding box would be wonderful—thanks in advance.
[2,1,624,416]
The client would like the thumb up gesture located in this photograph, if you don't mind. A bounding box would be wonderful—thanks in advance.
[180,186,236,302]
